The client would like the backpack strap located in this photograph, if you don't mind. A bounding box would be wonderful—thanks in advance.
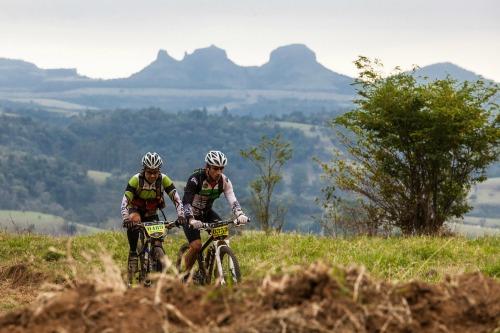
[218,174,224,192]
[155,174,163,200]
[192,168,205,193]
[136,173,145,196]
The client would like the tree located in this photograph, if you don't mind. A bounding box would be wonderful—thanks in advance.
[319,57,499,235]
[240,134,293,233]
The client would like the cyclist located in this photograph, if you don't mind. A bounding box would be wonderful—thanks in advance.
[121,152,185,280]
[181,150,249,275]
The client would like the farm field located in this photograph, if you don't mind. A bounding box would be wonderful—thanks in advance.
[470,176,500,205]
[0,210,101,235]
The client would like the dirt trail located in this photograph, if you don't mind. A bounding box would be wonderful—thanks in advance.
[0,262,499,332]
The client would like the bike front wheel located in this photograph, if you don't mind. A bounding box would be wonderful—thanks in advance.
[152,246,165,273]
[214,246,241,285]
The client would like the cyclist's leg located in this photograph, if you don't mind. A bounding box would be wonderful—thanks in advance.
[127,212,142,254]
[126,211,142,284]
[182,222,202,272]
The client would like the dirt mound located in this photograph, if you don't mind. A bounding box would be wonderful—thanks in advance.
[0,264,46,288]
[0,262,498,333]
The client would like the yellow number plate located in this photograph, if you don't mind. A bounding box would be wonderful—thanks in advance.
[211,225,229,237]
[145,223,165,235]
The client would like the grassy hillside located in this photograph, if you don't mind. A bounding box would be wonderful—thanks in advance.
[0,210,101,235]
[86,170,112,184]
[460,216,500,229]
[470,177,500,205]
[447,222,500,237]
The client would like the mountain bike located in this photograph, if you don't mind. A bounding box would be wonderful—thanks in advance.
[176,219,247,286]
[128,219,179,287]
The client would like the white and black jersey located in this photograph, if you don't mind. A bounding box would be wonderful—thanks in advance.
[182,168,242,220]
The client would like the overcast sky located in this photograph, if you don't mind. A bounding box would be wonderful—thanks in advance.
[1,0,499,81]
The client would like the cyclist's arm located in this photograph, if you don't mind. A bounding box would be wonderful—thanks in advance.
[223,176,243,216]
[121,175,138,220]
[162,175,184,217]
[182,175,199,220]
[120,195,130,221]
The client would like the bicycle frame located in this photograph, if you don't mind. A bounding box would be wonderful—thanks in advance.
[133,220,178,285]
[196,219,242,285]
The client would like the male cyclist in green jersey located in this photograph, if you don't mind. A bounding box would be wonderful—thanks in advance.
[121,152,185,281]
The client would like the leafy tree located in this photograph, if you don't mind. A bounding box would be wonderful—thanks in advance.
[319,57,499,235]
[240,134,293,233]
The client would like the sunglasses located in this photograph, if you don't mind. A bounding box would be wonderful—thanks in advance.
[210,166,224,171]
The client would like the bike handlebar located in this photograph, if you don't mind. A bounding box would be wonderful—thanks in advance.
[137,219,180,229]
[198,218,251,230]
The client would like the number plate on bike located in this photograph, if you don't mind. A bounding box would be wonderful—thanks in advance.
[211,225,229,237]
[145,223,165,236]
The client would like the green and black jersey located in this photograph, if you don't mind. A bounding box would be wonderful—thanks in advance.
[182,168,242,220]
[121,172,183,220]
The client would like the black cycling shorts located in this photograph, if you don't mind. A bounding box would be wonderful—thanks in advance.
[182,209,221,243]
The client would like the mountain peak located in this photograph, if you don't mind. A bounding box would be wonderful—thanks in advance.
[268,44,317,64]
[416,62,487,82]
[155,49,176,63]
[183,45,228,63]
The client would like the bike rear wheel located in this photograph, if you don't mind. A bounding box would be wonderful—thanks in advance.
[214,246,241,285]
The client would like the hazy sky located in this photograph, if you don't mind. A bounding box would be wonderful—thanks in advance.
[1,0,499,80]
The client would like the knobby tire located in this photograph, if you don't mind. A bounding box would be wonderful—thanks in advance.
[153,246,165,273]
[215,246,241,285]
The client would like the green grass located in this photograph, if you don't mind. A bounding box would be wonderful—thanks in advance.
[1,230,498,285]
[230,232,500,283]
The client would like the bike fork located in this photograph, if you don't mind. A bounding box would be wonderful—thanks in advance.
[214,241,234,286]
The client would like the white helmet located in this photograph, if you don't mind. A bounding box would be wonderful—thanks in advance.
[205,150,227,167]
[142,152,163,169]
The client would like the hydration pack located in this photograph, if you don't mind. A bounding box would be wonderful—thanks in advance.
[131,173,165,211]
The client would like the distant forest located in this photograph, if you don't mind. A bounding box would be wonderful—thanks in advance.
[2,104,499,233]
[0,106,346,232]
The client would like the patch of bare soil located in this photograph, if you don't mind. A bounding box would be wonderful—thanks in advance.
[0,262,498,333]
[0,264,48,314]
